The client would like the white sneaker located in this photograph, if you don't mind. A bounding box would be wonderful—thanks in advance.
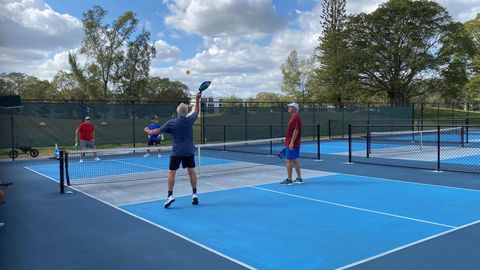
[192,193,199,205]
[164,196,175,208]
[144,153,150,157]
[94,157,100,161]
[79,159,84,163]
[158,154,162,158]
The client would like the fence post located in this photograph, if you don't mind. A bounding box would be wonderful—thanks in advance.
[244,102,248,141]
[466,118,470,144]
[269,125,273,156]
[348,124,352,163]
[328,120,332,139]
[223,125,227,151]
[437,103,440,125]
[366,125,371,158]
[317,124,321,160]
[341,104,345,139]
[10,109,15,161]
[131,101,136,148]
[420,103,424,131]
[437,125,441,172]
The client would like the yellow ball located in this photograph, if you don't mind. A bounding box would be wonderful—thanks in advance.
[186,69,190,75]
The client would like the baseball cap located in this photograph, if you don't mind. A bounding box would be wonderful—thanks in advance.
[287,102,299,111]
[85,116,91,120]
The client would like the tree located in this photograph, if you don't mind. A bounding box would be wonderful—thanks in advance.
[464,14,480,102]
[117,29,156,100]
[51,71,89,100]
[68,52,102,99]
[344,0,470,105]
[280,50,302,101]
[144,77,190,102]
[313,0,357,105]
[0,72,56,99]
[69,6,154,99]
[0,72,28,96]
[222,95,244,107]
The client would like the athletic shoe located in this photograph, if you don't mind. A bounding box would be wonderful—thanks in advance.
[164,196,175,208]
[158,154,162,158]
[294,178,303,184]
[280,179,293,185]
[192,193,199,205]
[79,159,84,163]
[0,223,4,228]
[144,153,150,157]
[94,157,100,161]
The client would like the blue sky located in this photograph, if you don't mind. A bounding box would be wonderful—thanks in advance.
[0,0,479,98]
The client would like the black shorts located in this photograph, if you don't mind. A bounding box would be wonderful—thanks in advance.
[148,139,160,146]
[169,155,195,170]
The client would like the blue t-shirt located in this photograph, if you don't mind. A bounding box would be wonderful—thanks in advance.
[160,113,198,157]
[148,123,161,141]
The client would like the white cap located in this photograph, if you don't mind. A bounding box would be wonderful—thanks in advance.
[287,102,299,111]
[85,116,91,120]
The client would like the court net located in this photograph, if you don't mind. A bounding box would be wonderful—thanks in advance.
[59,138,291,187]
[348,125,480,174]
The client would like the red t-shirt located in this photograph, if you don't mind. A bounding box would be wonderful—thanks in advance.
[77,122,94,141]
[285,113,302,148]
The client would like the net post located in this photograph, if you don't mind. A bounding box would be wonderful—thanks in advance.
[201,101,205,144]
[316,124,321,160]
[348,124,352,163]
[461,126,465,147]
[437,125,441,172]
[65,151,71,186]
[59,150,65,193]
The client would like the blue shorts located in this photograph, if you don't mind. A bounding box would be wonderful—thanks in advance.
[285,148,300,160]
[79,140,95,148]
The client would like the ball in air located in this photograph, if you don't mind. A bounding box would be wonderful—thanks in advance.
[186,69,190,75]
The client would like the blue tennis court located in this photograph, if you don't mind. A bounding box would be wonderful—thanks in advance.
[121,173,480,270]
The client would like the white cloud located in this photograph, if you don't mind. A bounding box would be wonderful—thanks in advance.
[0,0,82,78]
[0,0,82,50]
[152,3,322,98]
[154,39,181,62]
[163,0,287,39]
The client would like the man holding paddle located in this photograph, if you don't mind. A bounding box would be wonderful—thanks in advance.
[149,81,210,208]
[280,102,303,185]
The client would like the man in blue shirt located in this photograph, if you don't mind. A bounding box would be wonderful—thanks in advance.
[149,92,202,208]
[143,115,162,157]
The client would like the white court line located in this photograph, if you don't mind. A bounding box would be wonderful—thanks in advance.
[331,171,480,193]
[251,186,456,229]
[336,219,480,270]
[23,166,257,270]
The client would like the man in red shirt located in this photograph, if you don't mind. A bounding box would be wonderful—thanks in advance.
[280,102,302,185]
[75,116,99,162]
